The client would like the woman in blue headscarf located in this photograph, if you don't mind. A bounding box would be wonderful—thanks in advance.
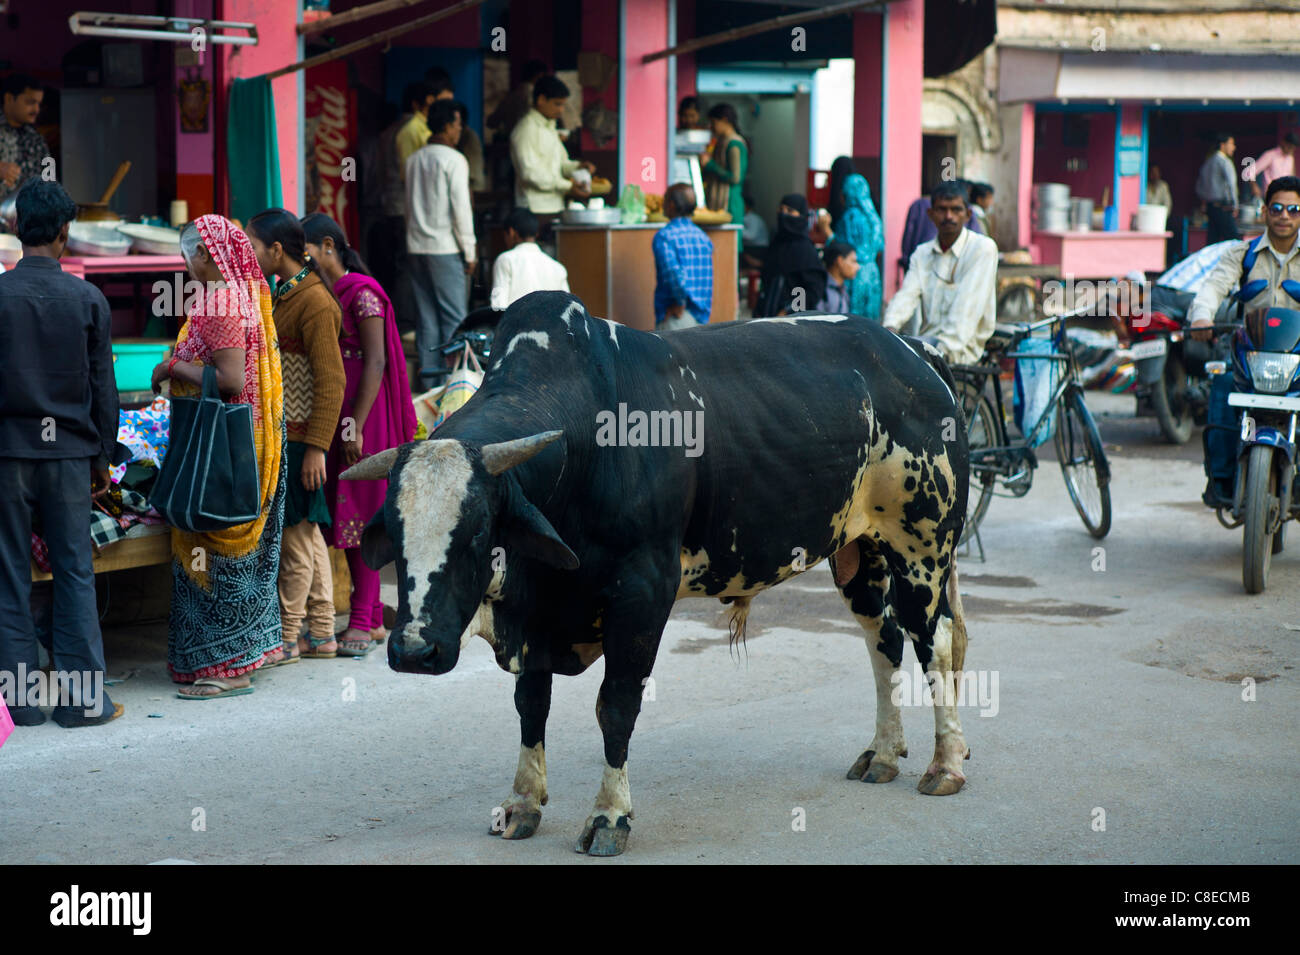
[831,174,884,319]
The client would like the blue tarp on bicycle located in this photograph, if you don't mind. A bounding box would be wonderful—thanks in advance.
[1013,337,1061,447]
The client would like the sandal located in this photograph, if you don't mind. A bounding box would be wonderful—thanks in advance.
[262,641,301,669]
[337,629,374,657]
[298,634,338,659]
[178,678,254,700]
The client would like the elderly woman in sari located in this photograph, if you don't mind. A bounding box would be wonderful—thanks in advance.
[830,173,884,320]
[302,212,417,653]
[150,215,285,699]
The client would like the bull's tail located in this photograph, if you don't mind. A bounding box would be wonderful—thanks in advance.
[722,595,753,650]
[947,562,968,675]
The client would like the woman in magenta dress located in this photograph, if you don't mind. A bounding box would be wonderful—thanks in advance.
[302,213,417,654]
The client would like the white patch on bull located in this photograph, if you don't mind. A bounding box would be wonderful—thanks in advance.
[600,318,621,349]
[560,300,583,331]
[750,314,849,325]
[687,390,704,409]
[393,440,475,634]
[503,742,548,815]
[505,330,551,355]
[586,762,633,822]
[677,546,711,597]
[458,565,505,652]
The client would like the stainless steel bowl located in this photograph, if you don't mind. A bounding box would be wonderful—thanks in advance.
[560,208,623,226]
[67,222,132,256]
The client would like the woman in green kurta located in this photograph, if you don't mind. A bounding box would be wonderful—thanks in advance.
[702,103,749,250]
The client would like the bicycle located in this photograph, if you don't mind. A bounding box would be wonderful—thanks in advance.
[949,310,1113,548]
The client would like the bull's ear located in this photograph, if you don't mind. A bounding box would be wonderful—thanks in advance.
[505,483,579,570]
[360,508,396,570]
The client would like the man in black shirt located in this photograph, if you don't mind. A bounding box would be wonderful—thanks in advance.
[0,180,122,727]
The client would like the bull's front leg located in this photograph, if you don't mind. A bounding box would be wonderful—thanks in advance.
[575,567,674,857]
[492,669,552,839]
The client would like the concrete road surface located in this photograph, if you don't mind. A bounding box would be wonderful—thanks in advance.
[2,394,1296,864]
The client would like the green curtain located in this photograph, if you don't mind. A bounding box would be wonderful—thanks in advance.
[226,76,283,224]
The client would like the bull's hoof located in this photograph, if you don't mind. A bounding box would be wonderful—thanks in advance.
[846,749,902,783]
[497,808,542,840]
[917,767,966,796]
[575,814,631,856]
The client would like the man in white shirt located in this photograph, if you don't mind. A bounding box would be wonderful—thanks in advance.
[882,181,999,366]
[510,75,595,216]
[490,207,568,310]
[406,101,476,388]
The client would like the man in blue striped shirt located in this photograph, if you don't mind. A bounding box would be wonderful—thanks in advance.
[653,184,714,330]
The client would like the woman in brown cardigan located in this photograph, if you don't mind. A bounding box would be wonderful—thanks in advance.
[247,209,349,660]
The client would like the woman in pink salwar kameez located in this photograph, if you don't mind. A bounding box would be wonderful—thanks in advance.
[303,214,417,655]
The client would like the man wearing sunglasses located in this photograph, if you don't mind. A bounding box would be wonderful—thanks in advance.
[1189,175,1300,340]
[883,180,998,365]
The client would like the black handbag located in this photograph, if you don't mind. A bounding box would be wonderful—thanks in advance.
[151,365,261,532]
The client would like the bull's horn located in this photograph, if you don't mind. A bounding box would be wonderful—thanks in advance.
[340,447,402,481]
[480,430,563,475]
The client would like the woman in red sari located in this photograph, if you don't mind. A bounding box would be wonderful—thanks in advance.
[302,213,417,654]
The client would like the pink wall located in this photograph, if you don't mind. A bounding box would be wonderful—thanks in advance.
[1016,104,1034,248]
[1032,110,1115,208]
[852,12,882,156]
[622,0,669,191]
[881,0,924,297]
[175,0,215,177]
[220,0,300,213]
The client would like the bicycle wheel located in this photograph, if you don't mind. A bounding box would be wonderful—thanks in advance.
[1055,386,1112,538]
[956,379,997,545]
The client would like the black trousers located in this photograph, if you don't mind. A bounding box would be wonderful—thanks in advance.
[1206,203,1241,245]
[0,457,114,720]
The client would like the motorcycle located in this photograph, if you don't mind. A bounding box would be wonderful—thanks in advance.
[1113,282,1229,444]
[1204,305,1300,593]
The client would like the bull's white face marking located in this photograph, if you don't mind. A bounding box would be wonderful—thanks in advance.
[505,330,550,355]
[600,318,620,348]
[751,314,850,325]
[506,742,548,813]
[393,440,475,637]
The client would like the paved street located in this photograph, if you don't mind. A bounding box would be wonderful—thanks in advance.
[2,393,1297,864]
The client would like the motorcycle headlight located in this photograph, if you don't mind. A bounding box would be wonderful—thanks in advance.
[1244,351,1300,394]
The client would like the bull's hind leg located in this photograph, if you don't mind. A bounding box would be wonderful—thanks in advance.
[897,562,970,797]
[834,541,909,784]
[492,670,551,840]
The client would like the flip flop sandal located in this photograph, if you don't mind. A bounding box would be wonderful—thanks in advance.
[262,642,301,669]
[299,635,338,659]
[177,678,254,701]
[337,637,374,657]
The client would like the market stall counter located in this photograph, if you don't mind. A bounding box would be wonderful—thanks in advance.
[556,223,741,329]
[1032,230,1171,278]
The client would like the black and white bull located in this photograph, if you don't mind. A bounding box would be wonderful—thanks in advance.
[343,291,971,856]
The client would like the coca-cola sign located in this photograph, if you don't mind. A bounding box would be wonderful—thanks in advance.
[305,62,358,240]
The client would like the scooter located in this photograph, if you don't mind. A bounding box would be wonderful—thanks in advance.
[1203,305,1300,593]
[1116,284,1227,444]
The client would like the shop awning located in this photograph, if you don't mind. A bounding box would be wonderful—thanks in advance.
[999,48,1300,103]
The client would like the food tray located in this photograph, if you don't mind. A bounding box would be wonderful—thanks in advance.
[68,222,132,256]
[560,208,622,225]
[116,223,182,256]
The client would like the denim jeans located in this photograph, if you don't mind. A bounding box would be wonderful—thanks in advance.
[408,252,468,388]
